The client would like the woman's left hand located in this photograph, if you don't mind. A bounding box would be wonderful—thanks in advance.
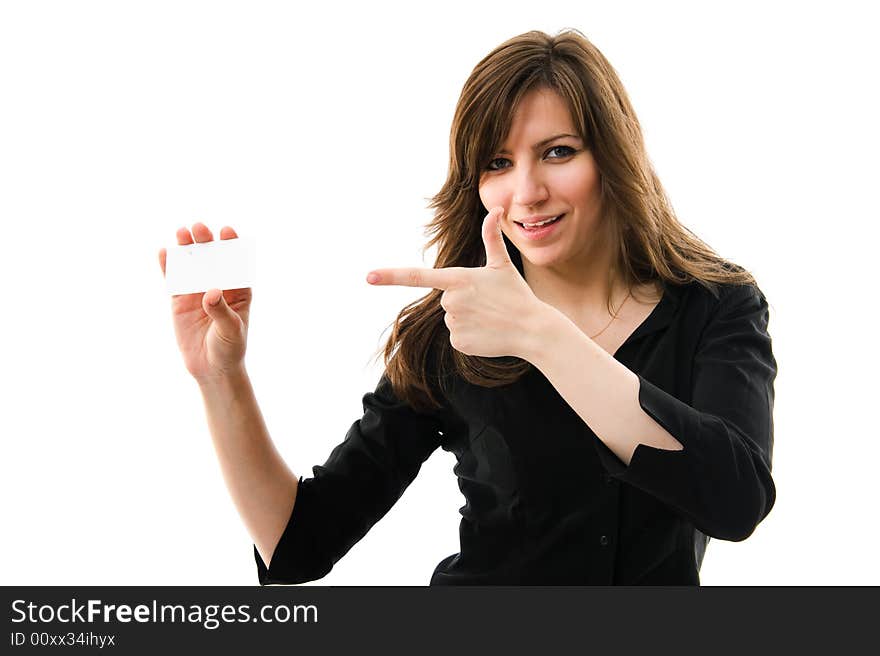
[367,207,549,359]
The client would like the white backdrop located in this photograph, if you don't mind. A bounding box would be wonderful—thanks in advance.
[1,0,877,585]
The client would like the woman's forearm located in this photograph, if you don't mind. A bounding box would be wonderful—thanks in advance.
[521,304,684,465]
[197,368,298,568]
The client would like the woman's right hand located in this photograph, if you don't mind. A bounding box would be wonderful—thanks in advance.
[158,223,252,382]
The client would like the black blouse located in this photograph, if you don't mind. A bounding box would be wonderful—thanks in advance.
[254,275,777,585]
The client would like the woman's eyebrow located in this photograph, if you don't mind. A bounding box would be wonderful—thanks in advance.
[497,133,581,155]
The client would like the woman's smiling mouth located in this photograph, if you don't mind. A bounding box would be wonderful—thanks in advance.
[514,214,565,238]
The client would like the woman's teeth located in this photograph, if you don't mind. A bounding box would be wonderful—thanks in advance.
[521,215,561,228]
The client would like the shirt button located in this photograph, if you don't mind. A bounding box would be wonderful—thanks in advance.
[599,535,609,547]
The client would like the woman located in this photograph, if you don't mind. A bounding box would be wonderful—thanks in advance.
[159,29,776,585]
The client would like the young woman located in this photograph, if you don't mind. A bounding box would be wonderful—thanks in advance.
[159,29,777,585]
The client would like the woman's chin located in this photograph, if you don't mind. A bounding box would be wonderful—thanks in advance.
[520,249,563,269]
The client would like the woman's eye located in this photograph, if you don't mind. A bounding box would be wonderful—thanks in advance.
[486,157,511,171]
[485,146,576,171]
[547,145,576,159]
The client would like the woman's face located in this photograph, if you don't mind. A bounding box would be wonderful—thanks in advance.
[478,87,605,274]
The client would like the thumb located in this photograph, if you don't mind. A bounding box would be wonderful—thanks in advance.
[481,207,513,268]
[202,289,241,333]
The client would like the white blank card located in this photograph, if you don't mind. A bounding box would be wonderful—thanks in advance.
[165,238,256,295]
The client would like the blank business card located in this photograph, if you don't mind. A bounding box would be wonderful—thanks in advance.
[165,238,256,295]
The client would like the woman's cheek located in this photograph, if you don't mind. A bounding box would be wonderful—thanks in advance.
[478,178,504,210]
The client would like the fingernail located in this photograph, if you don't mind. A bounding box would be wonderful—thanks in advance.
[366,272,380,284]
[208,291,221,305]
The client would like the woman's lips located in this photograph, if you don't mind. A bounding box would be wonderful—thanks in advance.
[515,214,564,240]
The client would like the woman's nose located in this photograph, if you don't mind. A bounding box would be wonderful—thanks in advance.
[511,167,549,208]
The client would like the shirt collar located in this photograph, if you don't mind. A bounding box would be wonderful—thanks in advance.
[625,277,684,345]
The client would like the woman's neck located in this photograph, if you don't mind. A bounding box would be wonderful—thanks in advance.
[521,225,625,318]
[528,267,613,307]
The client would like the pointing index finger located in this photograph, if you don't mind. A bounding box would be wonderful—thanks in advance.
[367,267,460,290]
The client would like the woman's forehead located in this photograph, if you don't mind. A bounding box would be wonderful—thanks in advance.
[499,89,579,149]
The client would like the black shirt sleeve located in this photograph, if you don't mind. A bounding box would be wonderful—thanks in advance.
[254,374,445,585]
[595,282,777,541]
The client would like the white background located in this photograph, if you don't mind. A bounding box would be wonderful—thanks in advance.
[1,0,877,585]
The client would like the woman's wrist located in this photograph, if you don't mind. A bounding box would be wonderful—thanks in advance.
[194,364,250,392]
[517,300,569,365]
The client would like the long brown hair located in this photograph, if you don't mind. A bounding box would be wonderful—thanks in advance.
[376,29,756,413]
